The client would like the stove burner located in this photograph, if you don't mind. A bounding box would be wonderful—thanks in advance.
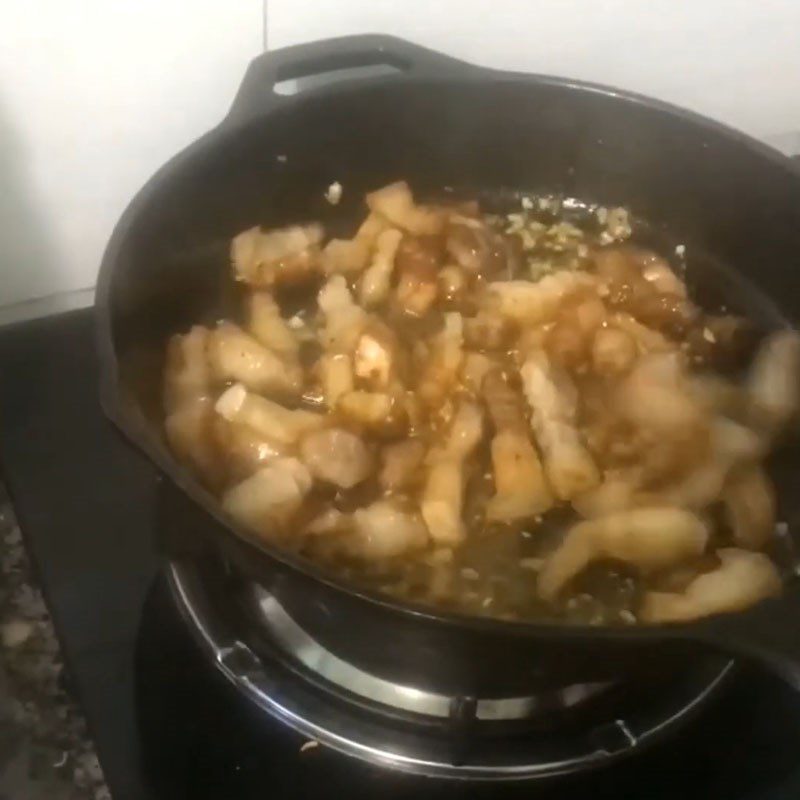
[167,559,734,780]
[250,583,612,721]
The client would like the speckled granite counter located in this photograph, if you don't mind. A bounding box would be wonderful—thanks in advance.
[0,488,109,800]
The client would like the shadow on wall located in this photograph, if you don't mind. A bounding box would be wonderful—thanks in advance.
[0,90,60,312]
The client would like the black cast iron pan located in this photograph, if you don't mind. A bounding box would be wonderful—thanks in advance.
[96,34,800,696]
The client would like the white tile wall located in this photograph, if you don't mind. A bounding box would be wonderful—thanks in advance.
[0,0,263,309]
[1,1,798,311]
[268,0,800,142]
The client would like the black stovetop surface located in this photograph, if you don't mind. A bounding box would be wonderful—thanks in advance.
[1,307,800,800]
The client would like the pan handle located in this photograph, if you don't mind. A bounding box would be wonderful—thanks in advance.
[687,585,800,688]
[226,34,476,124]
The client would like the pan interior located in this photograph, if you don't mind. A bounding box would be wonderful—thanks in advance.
[103,77,800,623]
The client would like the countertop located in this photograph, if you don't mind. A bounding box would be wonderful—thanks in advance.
[0,486,109,800]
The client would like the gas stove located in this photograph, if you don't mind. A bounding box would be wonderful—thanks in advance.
[2,307,800,799]
[166,552,733,781]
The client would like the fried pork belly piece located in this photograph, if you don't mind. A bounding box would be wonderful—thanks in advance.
[213,417,289,480]
[303,498,430,560]
[538,507,708,601]
[463,309,514,351]
[366,181,445,236]
[659,417,766,509]
[165,396,218,483]
[593,247,696,335]
[722,464,776,549]
[394,235,441,316]
[163,326,218,482]
[445,214,520,278]
[520,349,599,500]
[487,272,597,325]
[379,439,426,492]
[208,322,302,396]
[617,353,706,436]
[164,325,212,413]
[748,330,800,431]
[359,228,403,307]
[300,428,373,489]
[231,223,323,287]
[591,327,637,375]
[353,324,401,390]
[247,292,300,361]
[215,383,324,444]
[337,390,395,429]
[222,457,312,533]
[640,549,780,622]
[350,500,430,558]
[608,312,675,354]
[418,312,464,408]
[318,275,368,353]
[317,353,354,408]
[460,352,494,394]
[320,213,389,276]
[571,470,653,518]
[545,295,608,369]
[482,369,553,520]
[421,401,483,545]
